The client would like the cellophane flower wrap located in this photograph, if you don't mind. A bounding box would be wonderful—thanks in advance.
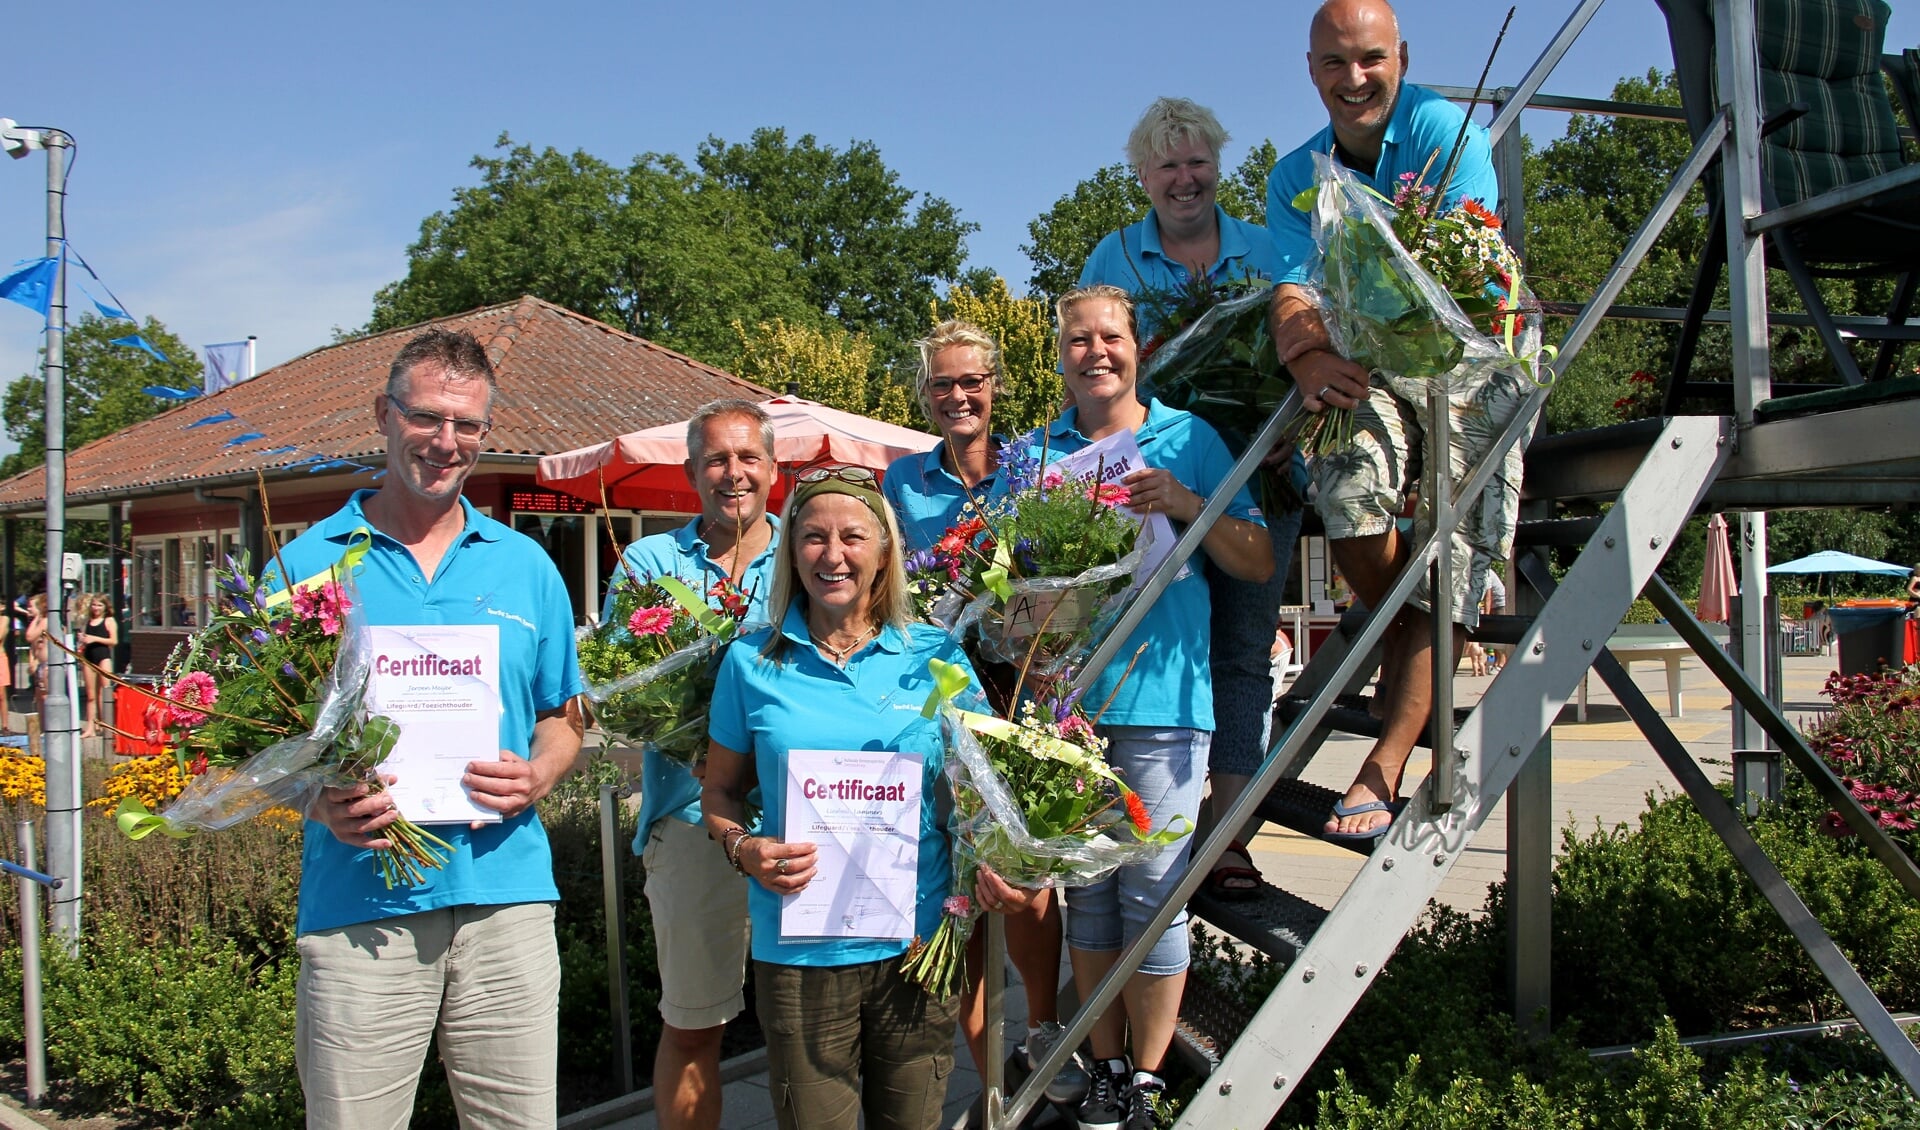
[1136,283,1305,516]
[1295,151,1546,452]
[900,661,1189,1000]
[948,436,1143,677]
[114,545,451,888]
[576,575,750,764]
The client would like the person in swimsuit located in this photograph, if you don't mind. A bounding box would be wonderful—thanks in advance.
[77,594,118,739]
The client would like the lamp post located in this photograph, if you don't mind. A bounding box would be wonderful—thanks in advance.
[3,118,82,948]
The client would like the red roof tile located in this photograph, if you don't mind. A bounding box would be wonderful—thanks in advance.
[0,297,771,511]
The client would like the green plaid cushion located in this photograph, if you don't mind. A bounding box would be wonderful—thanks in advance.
[1754,0,1903,204]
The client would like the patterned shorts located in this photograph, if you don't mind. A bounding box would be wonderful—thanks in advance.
[1309,369,1531,627]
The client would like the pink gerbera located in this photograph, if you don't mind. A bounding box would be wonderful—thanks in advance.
[165,671,219,727]
[628,605,675,637]
[1090,482,1131,508]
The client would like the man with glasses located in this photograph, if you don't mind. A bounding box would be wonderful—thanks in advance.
[273,328,585,1128]
[604,398,778,1130]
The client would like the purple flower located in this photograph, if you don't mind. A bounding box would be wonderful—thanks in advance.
[282,662,297,676]
[251,628,271,645]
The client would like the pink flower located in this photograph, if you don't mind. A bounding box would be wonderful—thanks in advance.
[628,605,674,637]
[1042,469,1065,490]
[165,671,219,727]
[291,580,351,635]
[1091,482,1131,508]
[943,894,972,917]
[1058,715,1096,744]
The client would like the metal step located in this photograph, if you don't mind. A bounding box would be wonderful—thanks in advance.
[1274,692,1474,749]
[1253,777,1382,856]
[1188,878,1330,965]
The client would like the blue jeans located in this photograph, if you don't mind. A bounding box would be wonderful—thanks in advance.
[1065,727,1210,975]
[1205,506,1304,776]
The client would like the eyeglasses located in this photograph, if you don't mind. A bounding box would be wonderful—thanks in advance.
[797,465,879,487]
[926,373,992,397]
[386,395,493,441]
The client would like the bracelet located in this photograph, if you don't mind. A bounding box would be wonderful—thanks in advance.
[723,827,751,874]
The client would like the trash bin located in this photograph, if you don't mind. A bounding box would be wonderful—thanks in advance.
[113,675,168,756]
[1828,607,1911,677]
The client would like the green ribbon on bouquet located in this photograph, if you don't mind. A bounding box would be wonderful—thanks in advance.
[654,576,736,638]
[979,543,1015,602]
[261,526,373,609]
[114,796,193,841]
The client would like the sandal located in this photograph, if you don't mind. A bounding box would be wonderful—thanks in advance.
[1323,797,1408,842]
[1202,840,1262,900]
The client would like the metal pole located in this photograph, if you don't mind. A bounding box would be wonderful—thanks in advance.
[245,335,257,381]
[980,912,1006,1128]
[39,130,81,948]
[16,819,46,1107]
[599,784,635,1095]
[1426,385,1454,814]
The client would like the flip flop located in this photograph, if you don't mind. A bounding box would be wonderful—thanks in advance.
[1202,840,1262,900]
[1323,797,1408,842]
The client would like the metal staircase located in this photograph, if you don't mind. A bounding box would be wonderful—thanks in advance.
[979,1,1920,1126]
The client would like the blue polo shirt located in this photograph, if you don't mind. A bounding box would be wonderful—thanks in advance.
[883,444,1010,554]
[1266,83,1499,286]
[708,609,982,967]
[602,515,781,850]
[1078,206,1286,341]
[273,490,583,935]
[1043,400,1262,730]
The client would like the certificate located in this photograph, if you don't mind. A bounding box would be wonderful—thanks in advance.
[363,624,503,825]
[1046,429,1187,584]
[779,748,923,941]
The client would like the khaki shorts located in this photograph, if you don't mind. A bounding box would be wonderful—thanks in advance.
[643,816,751,1030]
[1311,369,1530,628]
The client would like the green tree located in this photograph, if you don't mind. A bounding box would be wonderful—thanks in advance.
[1023,141,1280,301]
[1,313,198,576]
[368,137,816,367]
[3,314,198,475]
[933,278,1061,437]
[728,318,914,427]
[696,128,977,367]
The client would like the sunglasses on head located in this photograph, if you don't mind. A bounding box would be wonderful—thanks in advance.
[796,465,879,487]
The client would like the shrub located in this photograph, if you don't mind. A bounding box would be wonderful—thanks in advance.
[0,915,301,1128]
[1203,787,1920,1125]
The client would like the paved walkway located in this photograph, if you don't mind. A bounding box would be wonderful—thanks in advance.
[567,650,1839,1130]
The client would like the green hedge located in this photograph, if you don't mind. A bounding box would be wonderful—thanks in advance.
[1183,785,1920,1127]
[0,748,659,1127]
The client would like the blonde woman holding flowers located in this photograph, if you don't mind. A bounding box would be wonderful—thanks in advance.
[702,466,1028,1130]
[1045,284,1271,1130]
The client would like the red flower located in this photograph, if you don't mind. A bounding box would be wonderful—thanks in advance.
[1123,789,1151,834]
[1090,482,1132,509]
[188,754,209,776]
[1460,198,1501,229]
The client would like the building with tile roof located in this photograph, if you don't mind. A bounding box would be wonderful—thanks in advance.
[0,296,772,674]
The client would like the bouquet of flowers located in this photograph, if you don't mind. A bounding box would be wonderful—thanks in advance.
[1136,281,1307,516]
[113,547,450,888]
[905,513,994,629]
[949,438,1144,677]
[576,574,751,763]
[900,661,1189,999]
[1291,150,1547,452]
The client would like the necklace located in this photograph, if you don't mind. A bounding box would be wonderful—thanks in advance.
[816,624,877,666]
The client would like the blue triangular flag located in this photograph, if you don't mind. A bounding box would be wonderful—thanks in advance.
[223,432,267,447]
[110,334,168,363]
[0,258,57,316]
[143,385,201,400]
[188,411,236,428]
[78,284,128,321]
[307,460,345,473]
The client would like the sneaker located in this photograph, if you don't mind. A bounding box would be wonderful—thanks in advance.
[1027,1020,1091,1104]
[1076,1057,1128,1130]
[1124,1073,1167,1130]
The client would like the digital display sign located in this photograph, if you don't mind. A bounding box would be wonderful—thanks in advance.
[509,489,595,514]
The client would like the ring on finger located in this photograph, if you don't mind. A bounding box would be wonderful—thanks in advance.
[776,857,789,874]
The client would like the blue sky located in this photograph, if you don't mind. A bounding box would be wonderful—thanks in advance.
[2,0,1915,457]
